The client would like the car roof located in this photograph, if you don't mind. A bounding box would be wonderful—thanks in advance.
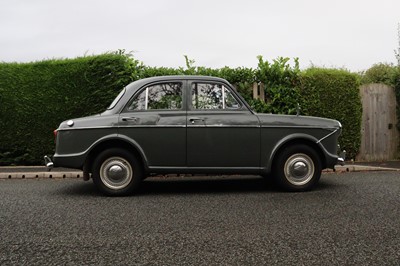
[102,75,249,115]
[125,75,229,92]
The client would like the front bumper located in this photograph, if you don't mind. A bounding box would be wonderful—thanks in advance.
[337,149,346,166]
[337,157,345,166]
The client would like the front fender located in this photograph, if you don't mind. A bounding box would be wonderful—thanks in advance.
[265,133,332,172]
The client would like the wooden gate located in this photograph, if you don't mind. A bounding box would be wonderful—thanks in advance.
[357,84,399,161]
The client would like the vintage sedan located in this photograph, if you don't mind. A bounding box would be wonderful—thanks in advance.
[45,76,344,195]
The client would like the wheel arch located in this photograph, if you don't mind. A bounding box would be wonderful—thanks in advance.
[83,137,148,174]
[266,134,327,172]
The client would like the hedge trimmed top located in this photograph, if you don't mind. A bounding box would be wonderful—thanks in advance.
[0,53,362,165]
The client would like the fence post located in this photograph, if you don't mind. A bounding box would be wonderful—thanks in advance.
[253,82,265,102]
[259,83,265,101]
[253,82,258,99]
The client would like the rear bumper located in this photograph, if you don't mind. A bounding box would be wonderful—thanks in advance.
[44,154,90,181]
[44,155,54,169]
[44,154,85,170]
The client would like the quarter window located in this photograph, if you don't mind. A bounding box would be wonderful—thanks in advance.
[128,83,182,111]
[191,83,240,110]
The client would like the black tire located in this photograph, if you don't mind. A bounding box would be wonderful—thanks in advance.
[92,148,143,196]
[273,144,322,192]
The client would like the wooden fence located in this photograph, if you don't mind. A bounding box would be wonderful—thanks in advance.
[356,84,399,161]
[252,83,265,101]
[252,83,399,161]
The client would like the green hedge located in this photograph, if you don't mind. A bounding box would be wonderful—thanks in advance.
[252,56,301,114]
[0,54,136,165]
[300,68,362,159]
[361,63,399,86]
[0,53,363,165]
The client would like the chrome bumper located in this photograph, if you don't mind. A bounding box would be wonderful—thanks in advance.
[44,155,54,169]
[337,149,346,166]
[337,157,345,166]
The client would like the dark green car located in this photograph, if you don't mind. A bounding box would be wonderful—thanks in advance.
[45,76,344,195]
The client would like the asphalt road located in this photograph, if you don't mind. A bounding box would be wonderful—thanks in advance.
[1,172,399,265]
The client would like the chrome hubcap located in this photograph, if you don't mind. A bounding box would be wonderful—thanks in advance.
[284,153,315,186]
[100,157,133,190]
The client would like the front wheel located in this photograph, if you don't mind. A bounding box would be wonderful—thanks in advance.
[273,144,322,192]
[92,148,143,196]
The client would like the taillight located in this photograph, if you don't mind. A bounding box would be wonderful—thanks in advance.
[53,129,58,142]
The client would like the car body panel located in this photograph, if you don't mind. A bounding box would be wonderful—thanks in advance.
[118,111,187,167]
[50,75,342,176]
[187,110,260,167]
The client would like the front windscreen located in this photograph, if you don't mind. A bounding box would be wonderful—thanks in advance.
[107,88,126,110]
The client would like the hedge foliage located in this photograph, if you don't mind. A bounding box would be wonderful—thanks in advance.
[300,68,362,159]
[252,56,301,115]
[361,63,399,86]
[0,53,362,165]
[0,53,138,165]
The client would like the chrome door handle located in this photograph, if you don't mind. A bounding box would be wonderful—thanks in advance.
[189,117,204,124]
[121,117,139,122]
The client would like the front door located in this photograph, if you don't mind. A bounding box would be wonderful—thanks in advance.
[186,81,260,168]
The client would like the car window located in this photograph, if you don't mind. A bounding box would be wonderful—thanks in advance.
[191,83,240,110]
[128,82,182,111]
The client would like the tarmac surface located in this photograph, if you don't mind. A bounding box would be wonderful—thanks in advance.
[1,171,400,265]
[0,161,400,179]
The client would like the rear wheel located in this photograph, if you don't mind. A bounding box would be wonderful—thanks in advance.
[92,148,143,196]
[273,144,322,191]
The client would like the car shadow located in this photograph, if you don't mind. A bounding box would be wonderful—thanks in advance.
[55,181,99,197]
[56,175,338,197]
[137,176,278,196]
[57,176,278,197]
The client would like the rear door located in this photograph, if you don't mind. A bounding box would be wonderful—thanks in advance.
[118,81,186,167]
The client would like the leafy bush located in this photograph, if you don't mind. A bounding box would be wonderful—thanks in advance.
[395,71,400,130]
[361,63,399,86]
[254,56,301,114]
[300,68,362,159]
[0,52,363,165]
[0,53,136,165]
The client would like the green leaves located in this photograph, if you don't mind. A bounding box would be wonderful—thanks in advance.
[361,63,399,86]
[0,53,364,164]
[0,53,134,165]
[301,68,362,159]
[254,56,301,115]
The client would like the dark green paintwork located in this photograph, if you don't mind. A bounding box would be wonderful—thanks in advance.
[53,76,342,175]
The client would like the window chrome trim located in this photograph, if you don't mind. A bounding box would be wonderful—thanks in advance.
[144,87,149,110]
[222,86,226,109]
